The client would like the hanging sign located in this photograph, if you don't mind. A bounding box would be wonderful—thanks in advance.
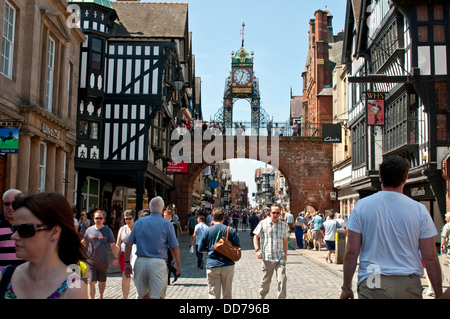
[366,92,385,126]
[0,128,19,153]
[322,124,342,143]
[167,161,188,173]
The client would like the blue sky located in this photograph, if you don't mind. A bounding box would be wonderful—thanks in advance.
[142,0,347,206]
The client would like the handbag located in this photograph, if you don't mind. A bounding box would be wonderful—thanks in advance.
[214,226,241,261]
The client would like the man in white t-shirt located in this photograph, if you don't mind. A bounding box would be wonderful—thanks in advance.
[340,155,442,299]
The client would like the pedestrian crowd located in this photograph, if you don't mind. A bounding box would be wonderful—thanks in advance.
[1,157,450,299]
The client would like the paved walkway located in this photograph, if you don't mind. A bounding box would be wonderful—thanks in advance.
[99,227,448,299]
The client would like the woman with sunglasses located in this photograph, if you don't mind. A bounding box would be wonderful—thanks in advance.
[115,210,135,299]
[0,192,88,299]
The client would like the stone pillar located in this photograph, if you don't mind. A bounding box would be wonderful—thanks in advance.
[46,143,56,192]
[16,132,32,192]
[55,147,64,195]
[29,136,42,194]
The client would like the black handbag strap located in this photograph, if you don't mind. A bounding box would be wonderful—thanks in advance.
[0,265,16,298]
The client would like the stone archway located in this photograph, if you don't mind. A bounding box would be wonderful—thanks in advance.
[170,135,334,225]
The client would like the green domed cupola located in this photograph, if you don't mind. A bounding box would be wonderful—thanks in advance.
[66,0,113,9]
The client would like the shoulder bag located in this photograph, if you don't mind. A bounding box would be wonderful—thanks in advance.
[214,226,241,261]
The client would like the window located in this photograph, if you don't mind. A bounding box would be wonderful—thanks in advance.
[91,37,103,70]
[38,143,47,193]
[62,152,67,197]
[435,82,447,110]
[434,5,443,20]
[437,114,448,141]
[152,112,163,148]
[45,37,55,111]
[433,25,445,43]
[436,82,449,142]
[1,1,15,78]
[351,120,367,168]
[79,120,99,140]
[418,26,428,42]
[66,63,72,117]
[417,5,428,22]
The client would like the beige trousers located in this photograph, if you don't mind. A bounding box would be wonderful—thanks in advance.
[206,265,235,299]
[259,258,287,299]
[357,274,423,299]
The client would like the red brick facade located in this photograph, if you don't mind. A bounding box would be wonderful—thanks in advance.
[302,9,341,128]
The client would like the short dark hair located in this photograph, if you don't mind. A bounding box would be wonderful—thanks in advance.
[379,155,410,188]
[271,204,282,212]
[211,207,224,221]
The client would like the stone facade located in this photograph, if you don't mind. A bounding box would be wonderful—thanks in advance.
[0,0,85,202]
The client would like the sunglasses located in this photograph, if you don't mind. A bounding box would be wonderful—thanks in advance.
[11,223,49,238]
[94,217,104,220]
[3,202,12,207]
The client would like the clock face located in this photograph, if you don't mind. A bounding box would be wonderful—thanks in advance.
[233,68,251,86]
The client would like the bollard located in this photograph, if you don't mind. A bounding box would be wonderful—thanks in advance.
[335,229,347,264]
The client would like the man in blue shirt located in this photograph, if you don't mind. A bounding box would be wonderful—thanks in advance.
[199,207,240,299]
[124,196,180,299]
[309,211,324,251]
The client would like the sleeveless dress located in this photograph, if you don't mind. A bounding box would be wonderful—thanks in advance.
[1,266,81,299]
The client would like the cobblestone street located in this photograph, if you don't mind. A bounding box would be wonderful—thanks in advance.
[98,228,448,300]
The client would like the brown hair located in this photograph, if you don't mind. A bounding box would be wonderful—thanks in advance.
[13,192,87,266]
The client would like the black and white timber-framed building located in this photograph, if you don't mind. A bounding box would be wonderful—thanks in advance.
[68,0,200,214]
[343,0,450,237]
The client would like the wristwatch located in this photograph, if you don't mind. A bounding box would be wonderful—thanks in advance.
[255,248,260,252]
[341,285,351,291]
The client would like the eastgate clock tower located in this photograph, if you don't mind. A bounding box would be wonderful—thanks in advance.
[215,23,269,135]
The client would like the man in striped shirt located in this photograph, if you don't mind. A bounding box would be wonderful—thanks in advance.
[253,203,289,299]
[0,189,24,270]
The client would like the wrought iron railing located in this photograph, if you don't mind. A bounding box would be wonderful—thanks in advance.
[184,121,324,137]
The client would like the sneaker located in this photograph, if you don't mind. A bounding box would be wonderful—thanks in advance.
[425,289,434,296]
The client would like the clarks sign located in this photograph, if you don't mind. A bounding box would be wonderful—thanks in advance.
[322,124,342,143]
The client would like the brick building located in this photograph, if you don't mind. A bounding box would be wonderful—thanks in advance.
[301,9,343,136]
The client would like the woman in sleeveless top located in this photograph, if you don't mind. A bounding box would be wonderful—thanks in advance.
[115,209,135,299]
[0,192,88,299]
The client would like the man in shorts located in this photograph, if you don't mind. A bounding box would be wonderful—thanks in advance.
[309,211,324,251]
[82,210,118,299]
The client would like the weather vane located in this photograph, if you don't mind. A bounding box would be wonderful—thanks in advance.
[240,22,245,47]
